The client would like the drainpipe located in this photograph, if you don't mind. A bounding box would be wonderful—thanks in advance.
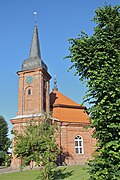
[59,122,62,166]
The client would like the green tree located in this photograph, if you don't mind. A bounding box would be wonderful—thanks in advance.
[0,116,11,166]
[13,117,59,180]
[66,5,120,180]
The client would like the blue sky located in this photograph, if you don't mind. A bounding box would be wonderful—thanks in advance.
[0,0,119,137]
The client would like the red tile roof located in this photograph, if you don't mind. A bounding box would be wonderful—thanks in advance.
[50,90,90,124]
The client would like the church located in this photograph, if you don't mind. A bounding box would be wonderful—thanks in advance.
[10,23,96,169]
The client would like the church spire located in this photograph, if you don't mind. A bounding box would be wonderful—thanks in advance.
[29,24,41,58]
[22,21,48,71]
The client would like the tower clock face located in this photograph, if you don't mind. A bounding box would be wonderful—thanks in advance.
[26,76,33,84]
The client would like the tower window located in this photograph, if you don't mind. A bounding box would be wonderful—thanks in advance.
[75,135,84,154]
[28,89,32,95]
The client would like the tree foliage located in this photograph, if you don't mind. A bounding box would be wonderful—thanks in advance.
[66,5,120,180]
[13,118,59,180]
[0,116,11,166]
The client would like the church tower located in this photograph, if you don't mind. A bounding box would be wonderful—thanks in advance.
[16,24,51,118]
[11,23,51,168]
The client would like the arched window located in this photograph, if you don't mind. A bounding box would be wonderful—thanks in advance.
[28,89,32,95]
[75,135,84,154]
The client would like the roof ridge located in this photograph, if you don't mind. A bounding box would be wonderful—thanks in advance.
[50,90,85,107]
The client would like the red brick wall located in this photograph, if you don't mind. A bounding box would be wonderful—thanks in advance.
[11,119,96,168]
[17,68,51,116]
[56,123,96,165]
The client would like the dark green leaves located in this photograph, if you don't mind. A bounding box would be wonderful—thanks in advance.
[66,5,120,180]
[0,116,11,166]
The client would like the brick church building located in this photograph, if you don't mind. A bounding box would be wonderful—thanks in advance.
[11,23,96,169]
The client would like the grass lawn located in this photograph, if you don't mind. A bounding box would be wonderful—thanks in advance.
[0,165,89,180]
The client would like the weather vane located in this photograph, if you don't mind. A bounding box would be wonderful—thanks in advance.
[34,11,37,24]
[53,75,58,91]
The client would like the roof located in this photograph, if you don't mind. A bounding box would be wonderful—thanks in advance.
[50,90,81,107]
[22,24,47,71]
[50,90,90,124]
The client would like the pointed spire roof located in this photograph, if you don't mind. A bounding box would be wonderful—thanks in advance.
[29,25,41,58]
[22,24,47,71]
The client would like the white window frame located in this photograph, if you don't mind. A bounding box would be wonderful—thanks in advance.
[75,135,84,154]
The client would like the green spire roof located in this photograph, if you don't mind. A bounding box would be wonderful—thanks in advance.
[22,24,47,71]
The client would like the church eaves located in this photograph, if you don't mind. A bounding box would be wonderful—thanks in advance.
[22,24,48,71]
